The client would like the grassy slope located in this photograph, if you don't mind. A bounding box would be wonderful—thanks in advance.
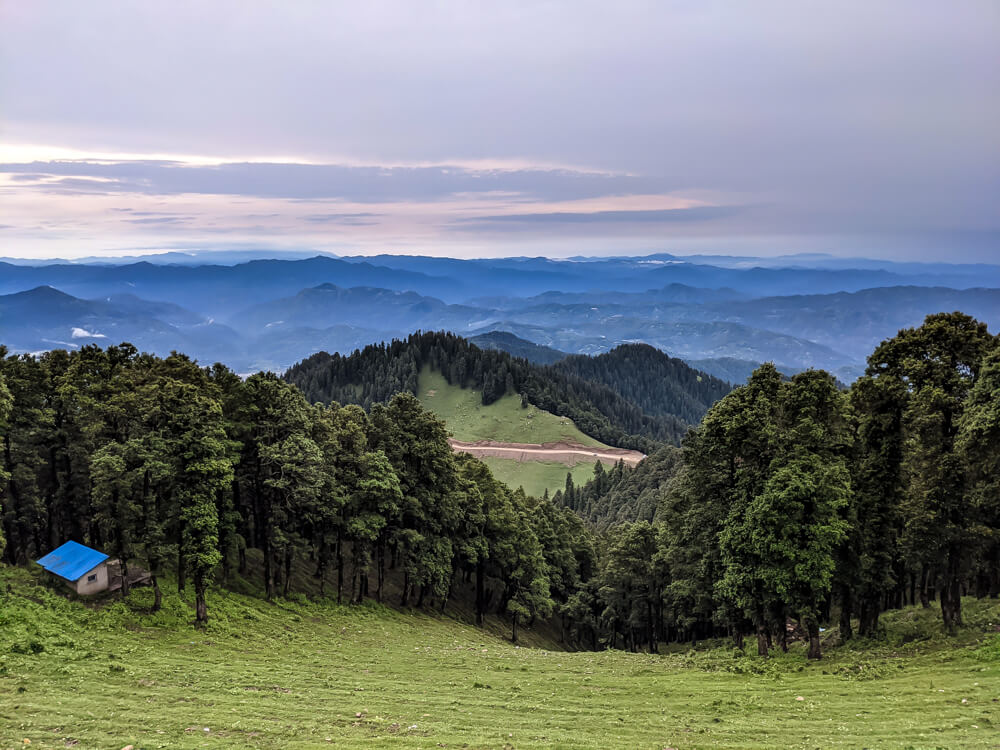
[478,457,597,500]
[3,566,1000,749]
[416,368,601,496]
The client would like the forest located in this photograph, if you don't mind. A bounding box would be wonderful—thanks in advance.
[282,331,729,450]
[1,312,998,659]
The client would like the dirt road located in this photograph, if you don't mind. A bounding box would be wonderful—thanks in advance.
[448,439,645,467]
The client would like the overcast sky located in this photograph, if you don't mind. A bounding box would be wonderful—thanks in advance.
[1,1,997,260]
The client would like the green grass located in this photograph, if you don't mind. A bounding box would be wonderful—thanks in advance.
[417,368,604,447]
[416,368,604,496]
[3,565,1000,749]
[479,457,597,499]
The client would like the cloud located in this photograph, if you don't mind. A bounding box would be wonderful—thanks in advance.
[0,159,667,203]
[457,206,743,229]
[0,1,997,260]
[124,215,193,225]
[71,327,107,339]
[304,212,383,225]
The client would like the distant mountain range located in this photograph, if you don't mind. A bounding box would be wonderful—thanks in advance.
[1,253,997,380]
[468,331,568,365]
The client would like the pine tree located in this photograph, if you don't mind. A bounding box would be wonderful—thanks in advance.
[870,313,996,628]
[163,380,234,625]
[957,345,1000,597]
[0,372,11,559]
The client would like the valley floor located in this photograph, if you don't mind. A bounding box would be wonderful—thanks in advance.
[1,567,999,749]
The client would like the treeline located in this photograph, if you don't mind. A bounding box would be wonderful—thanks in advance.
[550,344,732,425]
[2,311,997,657]
[557,312,1000,657]
[0,344,593,635]
[283,331,693,450]
[555,447,682,531]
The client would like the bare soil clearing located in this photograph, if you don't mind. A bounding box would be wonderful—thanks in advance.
[449,438,645,467]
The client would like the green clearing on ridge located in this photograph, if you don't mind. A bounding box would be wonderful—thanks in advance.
[416,368,603,496]
[416,368,604,446]
[2,566,1000,749]
[477,457,598,500]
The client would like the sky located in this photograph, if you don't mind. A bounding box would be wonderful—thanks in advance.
[1,1,998,261]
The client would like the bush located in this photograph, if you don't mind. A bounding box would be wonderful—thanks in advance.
[830,659,899,681]
[10,640,45,655]
[974,634,1000,662]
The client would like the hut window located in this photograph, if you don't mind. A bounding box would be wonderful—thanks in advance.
[87,574,97,582]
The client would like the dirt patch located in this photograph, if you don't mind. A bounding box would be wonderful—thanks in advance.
[448,439,645,467]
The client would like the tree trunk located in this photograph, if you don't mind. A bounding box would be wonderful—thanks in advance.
[263,533,273,600]
[176,520,186,592]
[839,588,853,641]
[151,574,162,613]
[646,600,656,653]
[283,547,293,597]
[376,537,385,604]
[194,576,208,626]
[858,598,879,638]
[336,531,344,604]
[272,552,282,595]
[756,621,769,657]
[806,618,822,659]
[511,611,519,643]
[475,560,485,626]
[440,572,453,612]
[119,551,131,599]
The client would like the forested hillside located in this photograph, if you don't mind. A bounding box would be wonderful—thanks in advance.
[550,344,732,424]
[468,330,568,365]
[283,331,695,450]
[1,311,998,658]
[0,344,587,637]
[554,446,683,530]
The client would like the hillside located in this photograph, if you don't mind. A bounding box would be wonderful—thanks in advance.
[234,283,488,334]
[3,566,999,749]
[0,285,245,364]
[284,331,692,451]
[550,343,732,424]
[4,257,996,377]
[555,445,684,530]
[696,285,1000,362]
[467,330,567,364]
[683,356,773,385]
[416,368,610,496]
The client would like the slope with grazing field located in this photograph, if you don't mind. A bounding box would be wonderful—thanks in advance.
[2,566,999,749]
[417,368,616,495]
[476,456,599,500]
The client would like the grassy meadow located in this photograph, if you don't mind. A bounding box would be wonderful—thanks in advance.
[416,368,601,496]
[416,369,604,447]
[2,565,999,749]
[478,457,597,500]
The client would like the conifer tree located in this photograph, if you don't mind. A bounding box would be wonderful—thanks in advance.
[957,345,1000,597]
[0,372,11,559]
[164,380,234,625]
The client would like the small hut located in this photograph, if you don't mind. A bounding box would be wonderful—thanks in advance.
[35,541,110,595]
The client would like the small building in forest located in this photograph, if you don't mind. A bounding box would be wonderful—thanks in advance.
[35,540,110,595]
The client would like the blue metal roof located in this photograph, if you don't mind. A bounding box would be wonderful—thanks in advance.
[35,541,109,581]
